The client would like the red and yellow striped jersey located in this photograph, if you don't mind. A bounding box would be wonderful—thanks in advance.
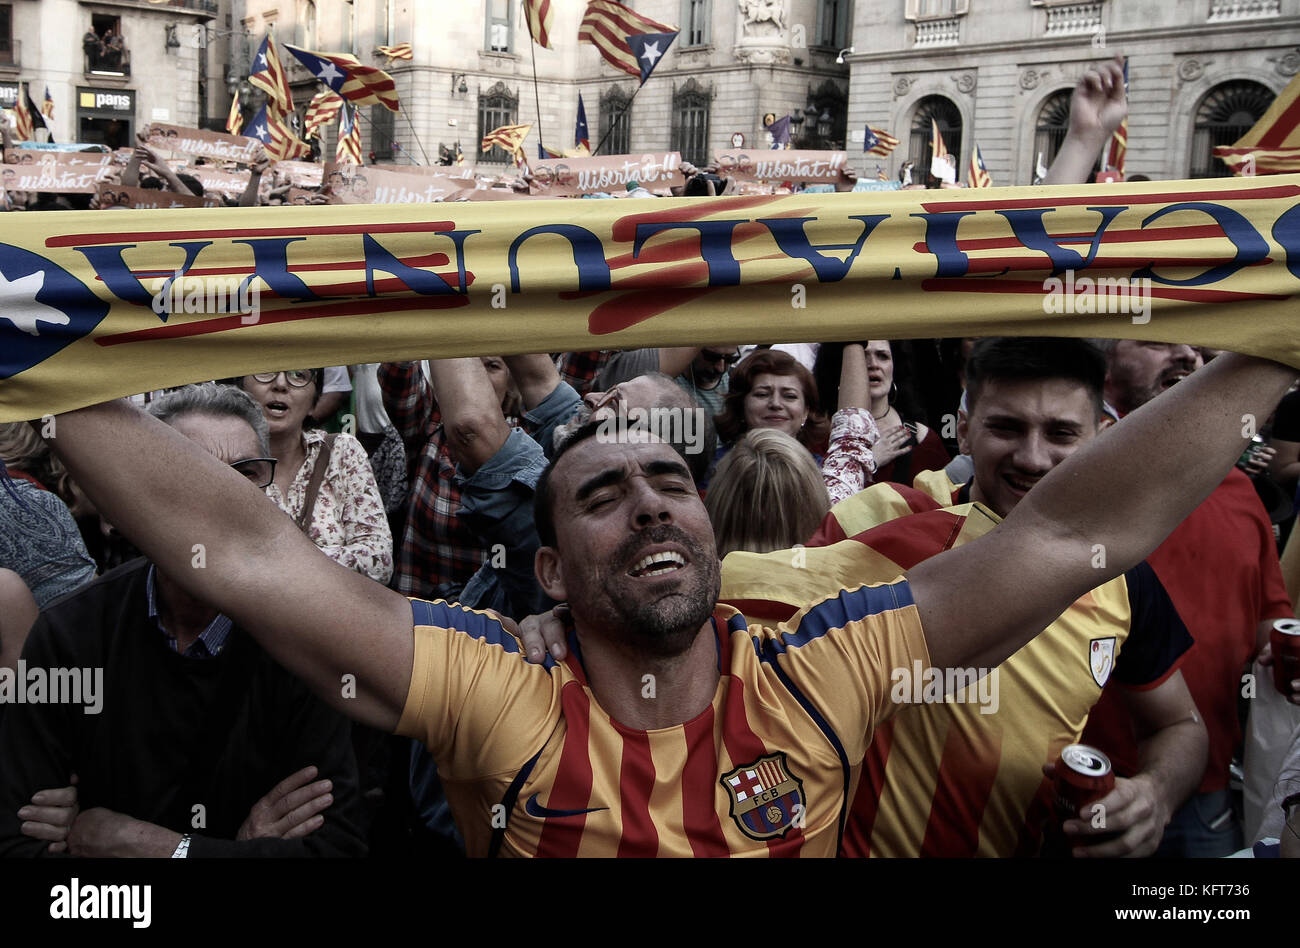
[396,584,928,857]
[723,484,1191,857]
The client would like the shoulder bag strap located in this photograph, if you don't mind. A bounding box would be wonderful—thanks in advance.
[295,433,337,533]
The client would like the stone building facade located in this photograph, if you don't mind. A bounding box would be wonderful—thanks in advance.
[847,0,1300,186]
[232,0,854,168]
[2,0,234,147]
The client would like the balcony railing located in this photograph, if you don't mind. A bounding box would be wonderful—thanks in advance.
[0,39,19,69]
[914,16,961,46]
[1044,2,1104,35]
[1208,0,1280,21]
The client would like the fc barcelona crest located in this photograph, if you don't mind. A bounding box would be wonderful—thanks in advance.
[1090,636,1116,687]
[720,752,806,841]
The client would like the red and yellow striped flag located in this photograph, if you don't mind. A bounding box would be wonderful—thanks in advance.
[481,122,531,161]
[523,0,555,48]
[376,42,413,62]
[1214,70,1300,175]
[11,83,34,141]
[579,0,676,77]
[930,118,949,163]
[304,88,344,140]
[284,44,400,113]
[336,106,362,165]
[249,29,295,116]
[968,142,992,188]
[225,90,242,135]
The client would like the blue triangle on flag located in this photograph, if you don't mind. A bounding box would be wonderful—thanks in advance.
[627,31,677,85]
[243,105,272,142]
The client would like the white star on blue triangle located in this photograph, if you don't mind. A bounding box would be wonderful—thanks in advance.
[626,31,678,85]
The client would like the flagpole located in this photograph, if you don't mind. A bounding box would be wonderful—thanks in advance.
[590,79,647,157]
[397,104,431,165]
[337,100,426,165]
[524,0,544,153]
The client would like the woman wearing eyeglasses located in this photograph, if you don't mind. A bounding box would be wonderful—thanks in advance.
[239,370,392,584]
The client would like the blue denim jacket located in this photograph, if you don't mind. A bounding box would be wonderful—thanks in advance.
[454,381,582,618]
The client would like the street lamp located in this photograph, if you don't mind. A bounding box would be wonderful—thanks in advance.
[836,46,855,64]
[451,73,468,95]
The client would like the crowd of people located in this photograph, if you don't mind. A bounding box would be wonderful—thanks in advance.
[2,56,1299,860]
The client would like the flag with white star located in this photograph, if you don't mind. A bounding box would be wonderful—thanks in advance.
[578,0,676,80]
[243,104,311,161]
[627,32,677,85]
[283,43,399,112]
[249,29,294,115]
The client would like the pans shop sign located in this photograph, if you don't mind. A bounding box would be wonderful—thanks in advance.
[77,88,135,115]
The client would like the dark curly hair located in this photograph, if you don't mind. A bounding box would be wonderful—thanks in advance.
[714,349,823,451]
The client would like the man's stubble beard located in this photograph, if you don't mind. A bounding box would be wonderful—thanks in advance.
[570,524,721,660]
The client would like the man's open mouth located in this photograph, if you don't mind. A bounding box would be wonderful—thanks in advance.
[1160,372,1190,391]
[629,551,687,577]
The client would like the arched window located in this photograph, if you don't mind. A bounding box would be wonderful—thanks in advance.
[1028,89,1103,181]
[477,81,519,162]
[1190,80,1275,177]
[600,86,633,155]
[909,95,962,181]
[671,78,712,166]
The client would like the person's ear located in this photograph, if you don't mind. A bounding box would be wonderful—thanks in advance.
[956,408,971,455]
[535,546,568,602]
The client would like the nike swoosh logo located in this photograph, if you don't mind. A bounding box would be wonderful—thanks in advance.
[524,793,608,819]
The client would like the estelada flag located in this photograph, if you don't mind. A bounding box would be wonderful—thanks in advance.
[249,29,295,115]
[244,103,310,161]
[865,125,900,157]
[41,86,55,121]
[579,0,676,78]
[969,143,992,188]
[284,43,399,113]
[1214,70,1300,175]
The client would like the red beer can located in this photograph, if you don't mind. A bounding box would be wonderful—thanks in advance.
[1053,744,1115,821]
[1271,619,1300,695]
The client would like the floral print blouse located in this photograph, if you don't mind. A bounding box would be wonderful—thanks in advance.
[266,429,394,584]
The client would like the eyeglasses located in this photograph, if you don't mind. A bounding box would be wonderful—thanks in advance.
[252,370,315,387]
[229,457,277,489]
[701,349,741,366]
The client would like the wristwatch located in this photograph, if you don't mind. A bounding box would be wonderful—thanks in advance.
[171,834,191,858]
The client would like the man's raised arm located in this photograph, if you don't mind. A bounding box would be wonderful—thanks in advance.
[909,353,1297,672]
[43,400,414,731]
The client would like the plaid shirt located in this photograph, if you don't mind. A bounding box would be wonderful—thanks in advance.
[378,362,488,599]
[554,351,612,398]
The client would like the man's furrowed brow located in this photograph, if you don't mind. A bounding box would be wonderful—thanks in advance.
[575,467,627,503]
[645,459,692,481]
